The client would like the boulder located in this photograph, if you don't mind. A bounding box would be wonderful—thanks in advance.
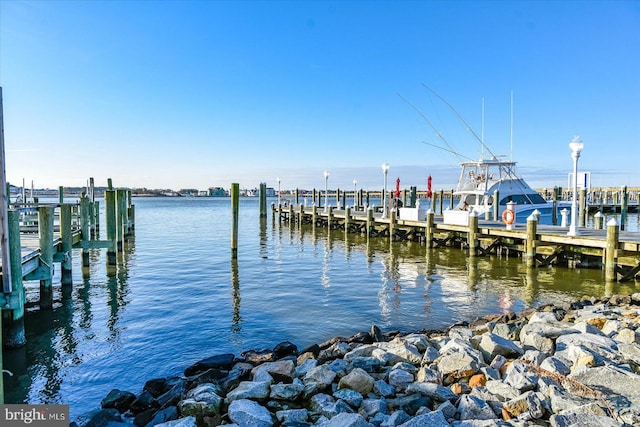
[184,353,235,376]
[227,399,273,427]
[338,368,375,394]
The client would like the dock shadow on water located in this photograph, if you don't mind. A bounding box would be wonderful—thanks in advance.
[2,197,638,420]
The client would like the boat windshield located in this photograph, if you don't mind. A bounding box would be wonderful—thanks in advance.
[499,193,546,206]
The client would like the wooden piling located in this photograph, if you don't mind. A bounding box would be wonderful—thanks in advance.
[425,210,434,248]
[449,189,454,210]
[4,209,25,347]
[80,195,91,267]
[38,206,54,309]
[604,217,619,282]
[468,212,478,257]
[60,203,73,286]
[389,210,396,241]
[493,190,500,221]
[620,185,628,231]
[259,183,267,218]
[526,213,537,267]
[231,183,239,258]
[552,188,558,225]
[410,186,417,208]
[115,189,127,251]
[105,189,117,266]
[579,188,587,227]
[366,208,373,238]
[94,200,100,234]
[594,211,604,230]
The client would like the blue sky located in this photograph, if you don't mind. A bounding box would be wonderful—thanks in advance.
[1,0,638,192]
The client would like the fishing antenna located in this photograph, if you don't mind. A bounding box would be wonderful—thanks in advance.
[397,93,464,162]
[422,84,499,161]
[421,141,475,162]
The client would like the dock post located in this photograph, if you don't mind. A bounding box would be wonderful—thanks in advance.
[468,211,478,257]
[594,211,604,230]
[344,206,350,232]
[115,189,126,251]
[94,200,100,234]
[60,203,73,286]
[295,188,299,206]
[578,188,587,227]
[80,195,90,267]
[389,210,396,241]
[298,203,304,225]
[620,185,628,231]
[38,206,54,309]
[105,189,117,266]
[526,213,538,267]
[128,196,135,235]
[493,190,500,221]
[341,190,346,211]
[402,189,407,208]
[425,209,434,248]
[4,210,26,347]
[552,187,558,225]
[59,185,64,203]
[327,206,333,229]
[259,183,267,218]
[440,190,445,214]
[366,207,373,238]
[449,189,454,210]
[604,217,619,282]
[410,186,416,208]
[231,183,239,258]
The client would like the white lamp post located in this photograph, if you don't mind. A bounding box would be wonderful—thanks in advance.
[276,177,281,208]
[567,135,583,236]
[381,161,389,218]
[353,179,358,209]
[324,170,330,212]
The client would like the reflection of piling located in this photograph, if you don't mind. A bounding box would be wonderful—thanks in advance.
[231,183,239,258]
[38,206,54,309]
[605,218,619,282]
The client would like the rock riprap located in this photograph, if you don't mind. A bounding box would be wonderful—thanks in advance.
[73,293,640,427]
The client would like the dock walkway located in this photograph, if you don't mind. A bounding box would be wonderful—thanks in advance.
[276,204,640,283]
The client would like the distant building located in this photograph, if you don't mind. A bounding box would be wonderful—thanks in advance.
[208,187,227,197]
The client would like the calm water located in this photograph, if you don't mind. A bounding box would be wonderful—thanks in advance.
[3,197,639,420]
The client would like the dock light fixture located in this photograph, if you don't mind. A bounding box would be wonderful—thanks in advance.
[353,179,358,209]
[324,170,330,212]
[276,177,281,208]
[382,161,390,219]
[567,135,583,236]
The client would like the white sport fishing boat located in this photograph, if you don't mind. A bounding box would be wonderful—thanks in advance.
[443,155,570,226]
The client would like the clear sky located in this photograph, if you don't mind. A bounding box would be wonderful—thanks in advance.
[1,0,638,193]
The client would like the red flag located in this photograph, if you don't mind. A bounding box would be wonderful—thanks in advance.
[394,177,400,198]
[427,175,433,198]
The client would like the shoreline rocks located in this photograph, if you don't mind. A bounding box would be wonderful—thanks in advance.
[73,293,640,427]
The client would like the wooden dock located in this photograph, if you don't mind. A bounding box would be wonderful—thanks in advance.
[0,184,135,349]
[274,204,640,283]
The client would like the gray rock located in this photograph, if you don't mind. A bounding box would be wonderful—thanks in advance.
[549,412,622,427]
[270,380,304,400]
[529,311,560,323]
[226,381,271,402]
[386,394,430,416]
[101,389,136,412]
[540,356,571,376]
[388,368,414,389]
[374,340,423,365]
[338,368,375,394]
[503,360,539,392]
[457,395,498,420]
[521,349,546,367]
[319,341,351,362]
[308,393,353,419]
[348,357,382,373]
[252,360,295,383]
[295,358,317,378]
[145,406,178,427]
[401,334,430,352]
[492,321,524,341]
[318,412,372,427]
[303,364,336,386]
[380,409,411,427]
[333,388,363,408]
[374,379,396,397]
[478,333,524,363]
[397,410,450,426]
[227,399,273,427]
[484,380,520,401]
[275,408,309,424]
[422,347,440,365]
[436,350,480,380]
[416,367,442,384]
[405,381,457,403]
[155,417,197,427]
[502,390,546,420]
[358,398,389,418]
